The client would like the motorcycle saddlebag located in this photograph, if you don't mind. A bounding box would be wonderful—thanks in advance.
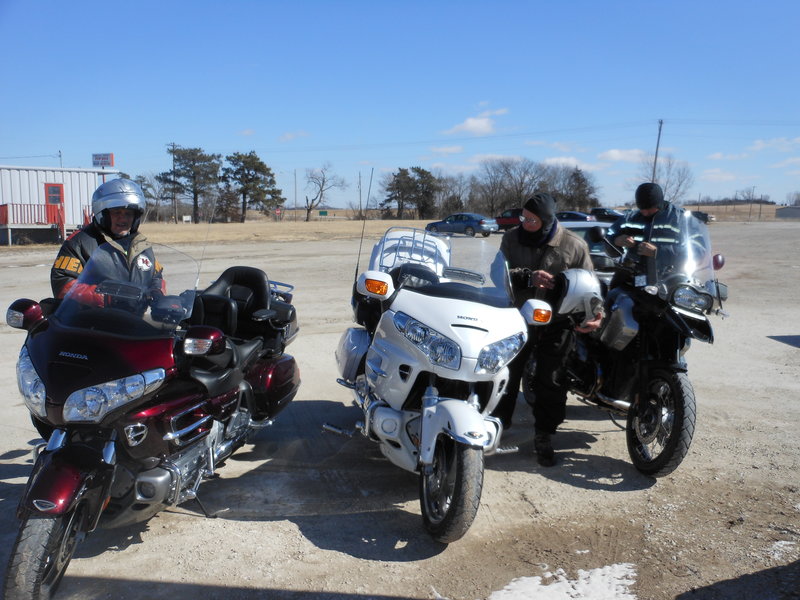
[246,354,300,420]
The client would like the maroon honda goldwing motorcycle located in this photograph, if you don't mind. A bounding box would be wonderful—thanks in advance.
[3,243,300,600]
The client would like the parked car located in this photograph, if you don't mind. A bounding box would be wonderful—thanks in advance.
[494,207,523,230]
[556,210,596,222]
[590,207,625,222]
[691,210,716,224]
[560,221,614,287]
[425,213,499,237]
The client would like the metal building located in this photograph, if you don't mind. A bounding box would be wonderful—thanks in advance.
[0,165,120,245]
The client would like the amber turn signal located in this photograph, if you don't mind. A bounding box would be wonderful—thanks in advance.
[364,279,389,296]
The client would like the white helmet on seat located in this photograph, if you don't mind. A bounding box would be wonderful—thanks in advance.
[91,178,146,235]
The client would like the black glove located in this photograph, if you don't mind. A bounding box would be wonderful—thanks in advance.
[509,267,532,288]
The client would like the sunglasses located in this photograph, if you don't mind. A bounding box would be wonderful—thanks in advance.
[519,216,538,223]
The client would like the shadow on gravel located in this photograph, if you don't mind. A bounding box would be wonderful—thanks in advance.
[674,559,800,600]
[768,334,800,348]
[57,576,429,600]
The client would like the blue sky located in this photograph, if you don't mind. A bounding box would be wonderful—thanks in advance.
[1,0,798,209]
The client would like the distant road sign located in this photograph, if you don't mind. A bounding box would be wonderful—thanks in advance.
[92,153,115,167]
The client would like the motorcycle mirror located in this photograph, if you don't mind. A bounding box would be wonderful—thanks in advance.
[184,325,227,356]
[587,226,608,244]
[712,254,725,271]
[6,298,45,331]
[356,271,395,299]
[520,298,552,326]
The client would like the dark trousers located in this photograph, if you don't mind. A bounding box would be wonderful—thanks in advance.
[493,323,574,434]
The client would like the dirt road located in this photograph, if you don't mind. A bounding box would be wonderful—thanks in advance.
[0,221,797,599]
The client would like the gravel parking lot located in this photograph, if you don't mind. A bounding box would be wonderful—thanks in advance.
[0,221,798,599]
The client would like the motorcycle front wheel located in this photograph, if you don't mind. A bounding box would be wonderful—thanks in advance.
[419,435,484,544]
[626,368,696,477]
[3,508,85,600]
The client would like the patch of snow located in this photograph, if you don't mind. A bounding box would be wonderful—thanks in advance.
[487,564,637,600]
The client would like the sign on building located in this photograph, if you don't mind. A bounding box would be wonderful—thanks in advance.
[92,153,115,167]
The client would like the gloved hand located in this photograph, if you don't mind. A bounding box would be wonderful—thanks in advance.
[509,267,532,288]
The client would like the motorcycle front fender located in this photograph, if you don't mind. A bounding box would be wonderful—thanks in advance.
[418,399,491,466]
[18,445,115,532]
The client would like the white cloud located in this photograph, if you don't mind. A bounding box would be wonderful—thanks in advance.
[444,107,508,136]
[708,152,748,160]
[598,149,646,163]
[430,162,479,174]
[239,129,256,136]
[444,116,496,136]
[701,168,738,182]
[279,131,309,142]
[430,146,463,155]
[469,153,523,163]
[749,137,800,152]
[771,157,800,168]
[525,140,584,153]
[542,156,599,171]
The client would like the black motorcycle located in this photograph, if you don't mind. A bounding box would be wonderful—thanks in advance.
[522,211,728,476]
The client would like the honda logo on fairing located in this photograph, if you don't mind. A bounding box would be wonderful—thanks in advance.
[59,351,89,360]
[457,315,478,321]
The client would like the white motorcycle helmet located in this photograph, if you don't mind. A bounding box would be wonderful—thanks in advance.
[553,268,604,323]
[91,178,146,236]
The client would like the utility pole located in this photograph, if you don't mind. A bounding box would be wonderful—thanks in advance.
[651,119,664,183]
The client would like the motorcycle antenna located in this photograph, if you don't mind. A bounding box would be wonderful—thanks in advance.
[353,167,374,282]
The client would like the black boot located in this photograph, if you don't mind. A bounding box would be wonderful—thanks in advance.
[534,431,555,467]
[491,394,515,430]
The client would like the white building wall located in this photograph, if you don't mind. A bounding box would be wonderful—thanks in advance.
[0,165,120,227]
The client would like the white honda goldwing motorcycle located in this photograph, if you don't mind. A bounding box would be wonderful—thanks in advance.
[332,227,537,543]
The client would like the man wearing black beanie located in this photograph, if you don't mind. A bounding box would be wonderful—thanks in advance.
[496,192,603,466]
[606,182,682,265]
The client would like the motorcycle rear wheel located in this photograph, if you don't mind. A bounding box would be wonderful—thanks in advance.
[419,436,484,544]
[626,369,696,477]
[3,508,85,600]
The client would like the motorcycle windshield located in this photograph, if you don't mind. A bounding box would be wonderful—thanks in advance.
[372,227,514,308]
[54,242,200,336]
[650,210,716,298]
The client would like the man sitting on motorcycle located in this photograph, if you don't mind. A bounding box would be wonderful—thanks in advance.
[605,182,683,283]
[50,178,164,309]
[493,192,603,467]
[598,182,684,401]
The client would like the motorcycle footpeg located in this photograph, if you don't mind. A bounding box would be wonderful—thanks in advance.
[321,423,356,438]
[495,445,519,455]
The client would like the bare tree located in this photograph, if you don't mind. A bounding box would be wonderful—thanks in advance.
[304,163,347,222]
[637,153,695,205]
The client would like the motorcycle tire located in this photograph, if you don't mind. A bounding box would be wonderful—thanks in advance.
[419,436,484,544]
[626,368,696,477]
[3,508,85,600]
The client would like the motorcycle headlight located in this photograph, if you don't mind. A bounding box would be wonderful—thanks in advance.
[393,312,461,370]
[672,286,713,313]
[476,332,526,374]
[17,346,47,418]
[63,369,165,423]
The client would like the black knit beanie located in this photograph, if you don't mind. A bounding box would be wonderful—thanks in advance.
[523,193,556,235]
[635,183,664,210]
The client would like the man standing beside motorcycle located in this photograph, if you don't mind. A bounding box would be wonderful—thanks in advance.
[598,181,684,401]
[50,178,164,307]
[493,192,603,467]
[605,182,683,281]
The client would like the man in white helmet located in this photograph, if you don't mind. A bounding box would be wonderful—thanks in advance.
[50,178,162,302]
